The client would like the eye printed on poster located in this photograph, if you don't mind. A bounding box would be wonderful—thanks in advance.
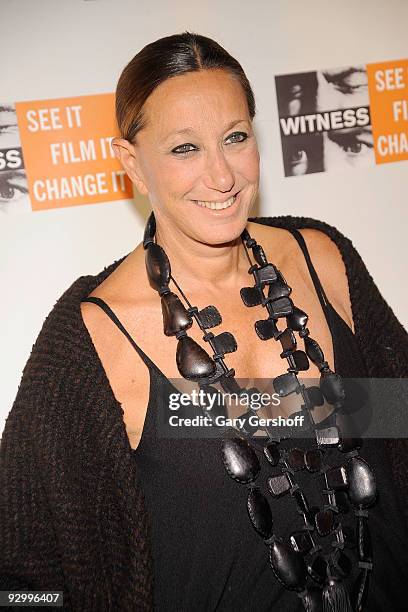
[275,58,407,177]
[0,104,31,215]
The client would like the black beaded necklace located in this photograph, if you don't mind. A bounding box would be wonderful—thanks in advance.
[142,211,377,612]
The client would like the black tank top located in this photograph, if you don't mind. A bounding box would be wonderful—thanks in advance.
[82,229,408,611]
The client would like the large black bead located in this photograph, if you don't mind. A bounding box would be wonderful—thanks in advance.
[240,286,263,307]
[337,437,362,453]
[145,243,171,291]
[334,491,349,514]
[315,426,339,446]
[278,328,297,356]
[263,441,280,466]
[142,211,156,247]
[254,264,278,286]
[221,437,260,483]
[161,292,192,336]
[268,279,292,301]
[326,466,349,491]
[358,516,372,561]
[306,386,325,408]
[255,318,279,340]
[269,539,307,591]
[320,370,345,405]
[287,447,305,470]
[304,336,325,365]
[273,372,299,397]
[315,509,335,536]
[176,336,216,381]
[212,331,237,356]
[291,350,310,371]
[220,375,242,395]
[252,244,268,266]
[267,297,293,318]
[267,473,291,497]
[247,487,273,538]
[287,307,308,331]
[290,530,313,555]
[307,554,328,584]
[197,305,222,328]
[305,448,323,472]
[346,457,377,508]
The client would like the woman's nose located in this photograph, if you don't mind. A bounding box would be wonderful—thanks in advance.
[203,147,235,192]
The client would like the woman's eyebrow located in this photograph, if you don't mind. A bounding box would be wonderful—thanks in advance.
[163,118,247,140]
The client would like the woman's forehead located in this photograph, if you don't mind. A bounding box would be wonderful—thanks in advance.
[141,70,249,138]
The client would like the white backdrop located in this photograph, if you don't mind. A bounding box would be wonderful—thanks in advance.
[1,0,407,434]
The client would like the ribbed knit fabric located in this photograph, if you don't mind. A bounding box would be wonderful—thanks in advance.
[1,215,407,611]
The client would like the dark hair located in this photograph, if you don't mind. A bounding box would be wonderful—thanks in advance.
[115,31,256,143]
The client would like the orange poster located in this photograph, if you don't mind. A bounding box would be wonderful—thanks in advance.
[15,93,133,211]
[367,59,408,164]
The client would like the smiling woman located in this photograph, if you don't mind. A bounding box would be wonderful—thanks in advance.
[2,31,408,612]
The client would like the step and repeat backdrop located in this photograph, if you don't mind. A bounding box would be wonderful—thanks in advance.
[1,0,407,429]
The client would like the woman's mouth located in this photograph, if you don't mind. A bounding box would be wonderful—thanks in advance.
[191,192,239,211]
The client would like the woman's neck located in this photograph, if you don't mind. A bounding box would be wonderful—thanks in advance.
[154,222,251,293]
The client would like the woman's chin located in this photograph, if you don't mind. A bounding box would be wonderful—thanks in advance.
[191,218,249,247]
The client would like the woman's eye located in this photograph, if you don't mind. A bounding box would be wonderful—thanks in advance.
[225,131,248,144]
[171,132,248,156]
[172,143,196,156]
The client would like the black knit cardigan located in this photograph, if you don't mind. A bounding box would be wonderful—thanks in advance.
[1,215,407,611]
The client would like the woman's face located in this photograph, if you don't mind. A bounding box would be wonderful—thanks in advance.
[121,68,260,245]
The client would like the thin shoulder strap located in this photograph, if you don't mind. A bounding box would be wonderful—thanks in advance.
[81,296,157,370]
[284,228,330,313]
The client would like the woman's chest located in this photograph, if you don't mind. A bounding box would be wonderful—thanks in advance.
[112,279,337,448]
[122,261,336,383]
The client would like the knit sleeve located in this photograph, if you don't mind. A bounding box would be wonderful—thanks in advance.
[0,373,66,593]
[335,230,408,379]
[0,276,85,602]
[0,272,154,610]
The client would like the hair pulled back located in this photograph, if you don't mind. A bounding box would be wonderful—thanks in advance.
[115,31,256,144]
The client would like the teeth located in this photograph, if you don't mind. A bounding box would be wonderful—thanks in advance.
[193,194,236,210]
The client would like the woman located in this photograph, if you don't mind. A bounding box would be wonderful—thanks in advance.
[1,32,408,612]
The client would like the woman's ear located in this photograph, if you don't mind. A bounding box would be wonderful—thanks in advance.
[111,137,148,196]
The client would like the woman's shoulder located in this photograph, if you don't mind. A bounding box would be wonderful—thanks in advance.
[248,214,358,282]
[248,215,356,331]
[248,214,351,242]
